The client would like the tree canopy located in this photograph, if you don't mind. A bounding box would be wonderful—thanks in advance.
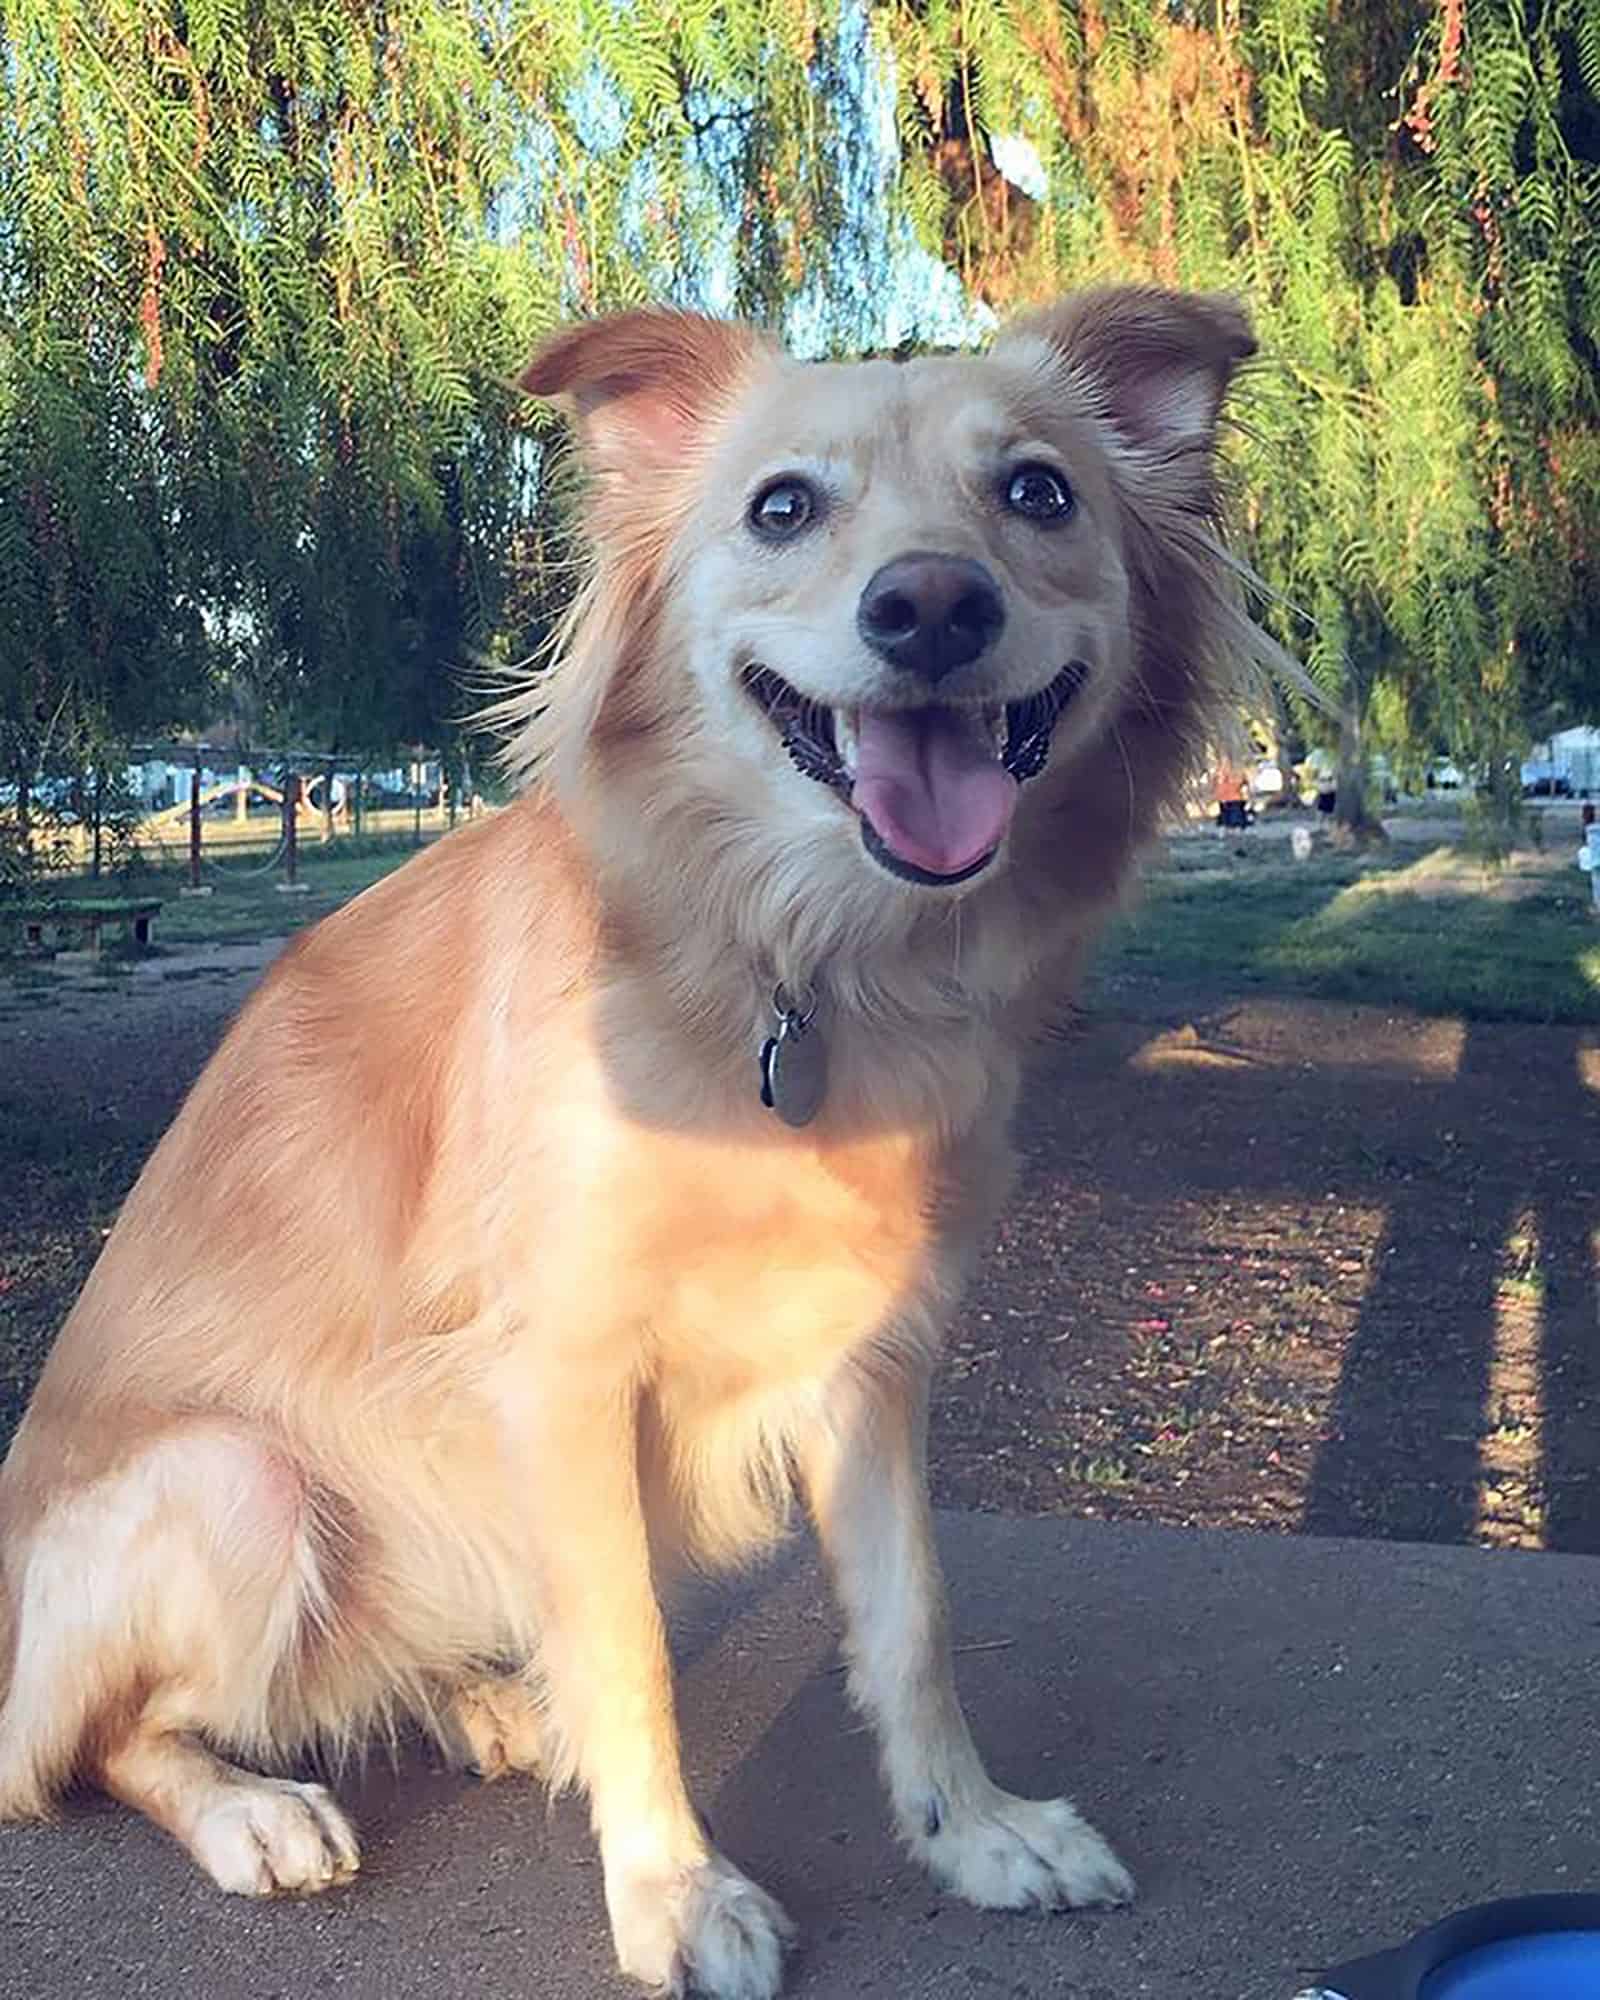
[875,0,1599,822]
[0,0,869,806]
[1,0,1595,853]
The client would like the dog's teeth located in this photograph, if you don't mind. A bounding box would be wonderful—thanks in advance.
[834,708,859,778]
[985,706,1005,754]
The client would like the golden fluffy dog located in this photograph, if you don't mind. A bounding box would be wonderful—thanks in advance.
[0,286,1276,1997]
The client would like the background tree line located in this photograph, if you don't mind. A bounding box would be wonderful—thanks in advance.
[1,0,1595,867]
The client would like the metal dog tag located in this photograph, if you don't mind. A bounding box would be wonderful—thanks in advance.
[759,989,827,1128]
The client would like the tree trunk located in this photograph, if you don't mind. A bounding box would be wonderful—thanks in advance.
[1331,663,1389,849]
[1467,743,1524,864]
[72,768,89,873]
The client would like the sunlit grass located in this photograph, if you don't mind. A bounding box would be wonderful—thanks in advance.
[1100,842,1598,1023]
[8,838,428,953]
[16,819,1600,1020]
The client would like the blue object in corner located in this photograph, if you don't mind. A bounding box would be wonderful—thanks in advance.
[1420,1930,1600,1997]
[1320,1897,1600,1999]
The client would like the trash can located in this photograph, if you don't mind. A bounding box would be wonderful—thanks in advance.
[1579,822,1600,911]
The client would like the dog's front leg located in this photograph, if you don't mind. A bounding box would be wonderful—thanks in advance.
[799,1350,1134,1913]
[503,1372,793,1999]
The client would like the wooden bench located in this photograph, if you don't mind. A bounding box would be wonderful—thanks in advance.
[4,897,164,957]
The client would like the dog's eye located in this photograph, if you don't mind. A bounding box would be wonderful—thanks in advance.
[748,478,818,542]
[1004,464,1075,524]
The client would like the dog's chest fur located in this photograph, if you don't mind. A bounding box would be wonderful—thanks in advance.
[501,1044,968,1393]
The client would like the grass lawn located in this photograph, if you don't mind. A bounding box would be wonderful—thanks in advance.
[10,837,427,953]
[7,817,1598,1024]
[1099,836,1600,1023]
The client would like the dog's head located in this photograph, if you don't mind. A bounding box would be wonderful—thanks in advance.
[517,288,1259,920]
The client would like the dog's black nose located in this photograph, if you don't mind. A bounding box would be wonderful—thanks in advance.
[857,553,1006,684]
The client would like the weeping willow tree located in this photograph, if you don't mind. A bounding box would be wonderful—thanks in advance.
[0,0,881,860]
[873,0,1600,835]
[2,0,1594,859]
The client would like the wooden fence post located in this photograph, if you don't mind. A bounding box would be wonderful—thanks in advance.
[277,771,309,895]
[179,750,213,897]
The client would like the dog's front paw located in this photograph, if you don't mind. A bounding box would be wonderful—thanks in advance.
[913,1788,1133,1912]
[608,1852,796,1999]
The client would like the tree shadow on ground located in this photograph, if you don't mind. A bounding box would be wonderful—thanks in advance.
[1300,1021,1598,1547]
[942,884,1598,1549]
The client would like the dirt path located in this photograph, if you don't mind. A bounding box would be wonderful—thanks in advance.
[936,979,1597,1551]
[3,938,1596,1552]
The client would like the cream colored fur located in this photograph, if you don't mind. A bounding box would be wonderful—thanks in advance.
[0,286,1279,1998]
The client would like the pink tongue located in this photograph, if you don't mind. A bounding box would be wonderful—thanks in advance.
[851,706,1018,878]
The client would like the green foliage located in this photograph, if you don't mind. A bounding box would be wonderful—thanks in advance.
[873,0,1600,816]
[0,0,871,799]
[0,0,1593,830]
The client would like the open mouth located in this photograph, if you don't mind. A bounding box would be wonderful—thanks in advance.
[741,662,1090,886]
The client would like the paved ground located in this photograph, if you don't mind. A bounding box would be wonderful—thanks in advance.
[8,1513,1599,1999]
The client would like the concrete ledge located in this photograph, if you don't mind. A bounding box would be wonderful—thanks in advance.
[7,1515,1597,1998]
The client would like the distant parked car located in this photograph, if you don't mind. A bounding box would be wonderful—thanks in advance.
[1520,760,1572,798]
[1427,759,1465,791]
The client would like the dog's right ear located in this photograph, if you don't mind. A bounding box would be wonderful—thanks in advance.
[520,310,774,480]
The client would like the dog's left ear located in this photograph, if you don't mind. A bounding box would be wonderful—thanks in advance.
[1000,286,1257,460]
[520,309,775,480]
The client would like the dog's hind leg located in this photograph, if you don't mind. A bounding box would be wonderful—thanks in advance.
[444,1672,550,1781]
[0,1423,361,1895]
[99,1733,359,1896]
